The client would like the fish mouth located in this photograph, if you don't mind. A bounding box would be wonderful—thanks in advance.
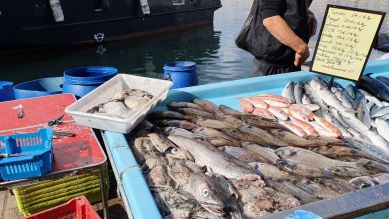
[200,202,225,216]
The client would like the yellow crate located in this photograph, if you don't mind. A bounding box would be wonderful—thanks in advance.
[13,171,109,216]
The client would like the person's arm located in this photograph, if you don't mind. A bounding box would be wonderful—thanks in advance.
[261,0,309,66]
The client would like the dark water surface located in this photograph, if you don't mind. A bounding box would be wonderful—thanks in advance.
[0,0,253,85]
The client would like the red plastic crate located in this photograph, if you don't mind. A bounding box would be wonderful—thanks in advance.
[24,196,101,219]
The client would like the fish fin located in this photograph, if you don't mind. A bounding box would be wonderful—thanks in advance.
[366,73,374,77]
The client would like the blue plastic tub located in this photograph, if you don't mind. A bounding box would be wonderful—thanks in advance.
[163,61,198,89]
[0,128,53,181]
[13,77,63,100]
[62,66,118,98]
[0,81,15,102]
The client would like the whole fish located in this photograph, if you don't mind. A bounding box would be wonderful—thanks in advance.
[359,75,389,102]
[294,82,304,104]
[345,84,356,99]
[310,79,353,114]
[278,121,307,138]
[168,102,204,111]
[221,146,269,163]
[333,89,353,109]
[238,124,289,147]
[310,121,339,138]
[193,127,239,144]
[148,132,195,161]
[193,99,220,114]
[193,118,235,129]
[268,106,288,120]
[338,111,369,133]
[289,114,318,136]
[276,159,333,178]
[238,98,255,113]
[310,146,375,160]
[252,108,276,120]
[293,179,340,199]
[156,119,199,130]
[342,136,389,163]
[242,143,279,165]
[176,107,215,119]
[365,130,389,150]
[242,116,289,131]
[282,82,295,103]
[269,130,326,147]
[310,114,342,138]
[301,94,312,104]
[249,162,291,180]
[269,180,320,204]
[375,118,389,143]
[371,107,389,118]
[162,127,195,139]
[358,89,384,107]
[168,135,261,180]
[220,128,254,143]
[243,97,268,109]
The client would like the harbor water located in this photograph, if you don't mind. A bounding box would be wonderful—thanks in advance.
[0,0,388,85]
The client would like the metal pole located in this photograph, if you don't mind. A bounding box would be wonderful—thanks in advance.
[99,166,110,219]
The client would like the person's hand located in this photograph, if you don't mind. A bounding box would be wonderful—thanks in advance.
[294,44,310,66]
[307,10,317,37]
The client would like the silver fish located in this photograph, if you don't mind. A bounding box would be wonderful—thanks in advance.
[162,127,195,139]
[343,137,389,163]
[345,84,356,99]
[366,130,389,151]
[294,82,304,104]
[309,78,353,113]
[168,135,261,180]
[322,111,352,137]
[222,146,269,163]
[375,118,389,143]
[371,107,389,118]
[334,89,353,109]
[363,101,375,128]
[301,94,312,104]
[329,108,349,129]
[282,82,295,103]
[347,128,365,141]
[358,89,384,107]
[338,111,369,133]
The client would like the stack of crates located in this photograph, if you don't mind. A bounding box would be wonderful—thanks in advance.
[13,171,108,216]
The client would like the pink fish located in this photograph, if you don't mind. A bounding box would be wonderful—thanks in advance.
[310,115,342,138]
[290,104,314,117]
[292,104,320,112]
[289,108,309,121]
[310,121,340,138]
[268,106,289,120]
[252,108,276,120]
[244,97,269,109]
[256,94,292,104]
[238,98,254,113]
[289,114,318,136]
[279,120,307,137]
[262,99,290,108]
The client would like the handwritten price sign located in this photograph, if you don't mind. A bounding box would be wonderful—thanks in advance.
[310,5,385,81]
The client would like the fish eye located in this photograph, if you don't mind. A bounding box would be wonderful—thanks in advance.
[202,189,209,197]
[171,148,178,153]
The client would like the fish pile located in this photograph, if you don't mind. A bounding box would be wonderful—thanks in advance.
[128,96,389,218]
[87,89,153,118]
[281,77,389,163]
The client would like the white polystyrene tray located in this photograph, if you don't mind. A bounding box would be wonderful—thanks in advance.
[65,74,173,133]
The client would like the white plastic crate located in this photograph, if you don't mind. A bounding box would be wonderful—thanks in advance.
[65,74,173,133]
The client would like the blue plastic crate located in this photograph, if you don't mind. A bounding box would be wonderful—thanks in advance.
[0,128,53,181]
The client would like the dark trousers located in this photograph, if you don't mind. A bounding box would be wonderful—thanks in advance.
[251,58,301,77]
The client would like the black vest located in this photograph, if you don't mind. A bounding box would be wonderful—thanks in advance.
[246,0,311,65]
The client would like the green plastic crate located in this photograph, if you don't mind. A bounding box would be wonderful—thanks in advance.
[13,171,109,216]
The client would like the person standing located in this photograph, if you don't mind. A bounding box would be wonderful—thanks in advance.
[246,0,317,76]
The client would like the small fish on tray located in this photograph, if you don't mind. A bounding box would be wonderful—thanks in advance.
[87,89,154,119]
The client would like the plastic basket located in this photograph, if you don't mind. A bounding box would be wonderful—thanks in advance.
[24,196,101,219]
[0,128,53,180]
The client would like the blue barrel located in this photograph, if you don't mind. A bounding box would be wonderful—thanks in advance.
[0,81,15,102]
[62,66,118,98]
[163,61,198,89]
[13,77,63,100]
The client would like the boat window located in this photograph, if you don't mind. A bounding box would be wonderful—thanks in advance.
[172,0,185,6]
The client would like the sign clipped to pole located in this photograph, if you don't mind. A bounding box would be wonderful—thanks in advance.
[310,5,385,81]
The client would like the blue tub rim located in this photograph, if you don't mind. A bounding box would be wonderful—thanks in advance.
[163,61,196,71]
[63,66,118,85]
[13,77,63,93]
[0,81,14,89]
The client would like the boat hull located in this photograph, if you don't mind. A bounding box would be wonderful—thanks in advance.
[0,0,221,46]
